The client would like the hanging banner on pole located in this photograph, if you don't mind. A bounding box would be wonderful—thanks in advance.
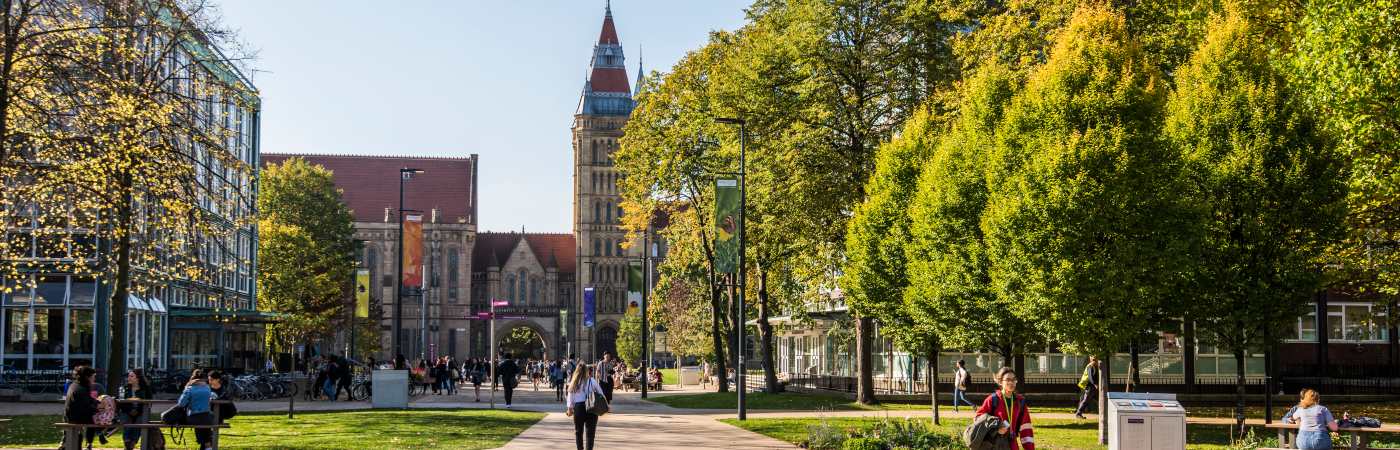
[583,287,596,328]
[714,179,740,273]
[627,261,643,314]
[402,214,424,288]
[355,269,370,318]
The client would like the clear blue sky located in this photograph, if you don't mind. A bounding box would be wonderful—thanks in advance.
[218,1,751,232]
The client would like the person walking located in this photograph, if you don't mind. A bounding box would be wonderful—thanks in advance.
[596,353,616,402]
[1074,357,1099,419]
[566,364,604,450]
[497,353,521,407]
[177,370,217,450]
[469,358,484,401]
[1284,389,1339,450]
[975,367,1035,450]
[394,353,408,370]
[550,359,567,401]
[335,357,355,401]
[61,366,102,449]
[953,360,974,412]
[118,369,152,450]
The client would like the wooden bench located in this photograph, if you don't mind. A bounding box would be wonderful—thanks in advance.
[55,422,230,450]
[1265,422,1400,450]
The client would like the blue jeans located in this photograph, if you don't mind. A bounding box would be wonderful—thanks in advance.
[1296,430,1332,450]
[952,389,973,410]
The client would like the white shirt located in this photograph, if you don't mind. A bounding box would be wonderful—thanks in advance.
[569,378,601,405]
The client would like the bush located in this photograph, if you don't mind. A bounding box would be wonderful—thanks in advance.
[858,418,958,449]
[841,437,885,450]
[804,418,847,450]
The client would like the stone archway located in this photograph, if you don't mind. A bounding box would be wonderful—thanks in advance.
[595,325,618,360]
[494,320,552,360]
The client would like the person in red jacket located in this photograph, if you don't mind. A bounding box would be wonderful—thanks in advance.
[976,367,1035,450]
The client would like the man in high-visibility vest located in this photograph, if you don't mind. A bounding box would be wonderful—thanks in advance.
[1074,356,1099,419]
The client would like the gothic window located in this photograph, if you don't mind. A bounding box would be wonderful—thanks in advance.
[593,238,601,256]
[594,201,601,224]
[366,247,378,286]
[518,269,528,305]
[617,205,624,222]
[592,140,599,163]
[606,239,613,257]
[592,173,598,191]
[530,279,539,305]
[506,274,516,301]
[448,249,459,287]
[605,201,613,223]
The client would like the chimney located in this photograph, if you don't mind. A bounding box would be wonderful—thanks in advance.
[384,207,391,223]
[431,208,440,223]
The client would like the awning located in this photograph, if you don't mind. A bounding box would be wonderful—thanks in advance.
[127,294,149,311]
[169,308,284,324]
[148,298,167,313]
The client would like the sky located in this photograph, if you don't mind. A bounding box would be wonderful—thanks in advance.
[217,0,751,233]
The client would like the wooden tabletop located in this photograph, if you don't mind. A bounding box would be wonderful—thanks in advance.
[1264,423,1400,433]
[116,399,233,403]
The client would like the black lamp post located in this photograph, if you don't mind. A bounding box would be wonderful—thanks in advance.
[715,116,747,421]
[394,167,424,358]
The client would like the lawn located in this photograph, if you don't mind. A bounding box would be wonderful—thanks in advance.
[658,368,679,385]
[721,416,1400,450]
[0,408,543,449]
[648,391,1065,413]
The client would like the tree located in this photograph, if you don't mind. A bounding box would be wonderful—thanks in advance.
[617,310,644,368]
[980,5,1197,443]
[1165,13,1347,436]
[257,158,357,358]
[1291,0,1400,303]
[4,0,255,391]
[906,65,1036,368]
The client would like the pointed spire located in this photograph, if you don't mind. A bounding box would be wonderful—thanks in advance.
[598,1,620,45]
[634,45,645,97]
[605,0,612,17]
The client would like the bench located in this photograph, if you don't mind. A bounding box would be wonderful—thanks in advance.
[55,422,230,450]
[1265,422,1400,450]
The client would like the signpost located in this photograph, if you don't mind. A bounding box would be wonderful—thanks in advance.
[489,299,507,409]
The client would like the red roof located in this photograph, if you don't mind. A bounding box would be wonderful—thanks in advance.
[590,67,631,93]
[599,14,619,45]
[262,153,477,225]
[472,232,576,274]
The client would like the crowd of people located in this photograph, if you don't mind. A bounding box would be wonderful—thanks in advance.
[61,365,236,450]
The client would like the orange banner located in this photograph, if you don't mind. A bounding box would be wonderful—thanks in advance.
[402,214,423,288]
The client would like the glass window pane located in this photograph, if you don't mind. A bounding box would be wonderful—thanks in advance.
[34,275,66,305]
[4,309,30,356]
[33,308,63,355]
[69,309,93,355]
[69,278,95,305]
[4,276,33,306]
[1299,314,1317,341]
[1328,314,1344,340]
[1196,356,1218,375]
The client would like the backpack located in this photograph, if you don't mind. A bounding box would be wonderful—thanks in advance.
[1078,366,1092,390]
[94,395,117,425]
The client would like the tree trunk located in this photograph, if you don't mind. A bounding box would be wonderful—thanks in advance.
[929,346,940,426]
[1098,353,1110,445]
[105,181,133,392]
[709,267,729,393]
[855,315,877,405]
[1234,346,1247,440]
[757,267,779,393]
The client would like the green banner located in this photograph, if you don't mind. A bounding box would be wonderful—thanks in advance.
[715,179,740,273]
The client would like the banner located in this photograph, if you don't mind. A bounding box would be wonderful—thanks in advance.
[714,179,740,273]
[627,261,643,314]
[583,287,596,328]
[402,214,424,288]
[355,269,370,318]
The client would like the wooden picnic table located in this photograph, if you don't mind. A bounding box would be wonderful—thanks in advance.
[1265,422,1400,450]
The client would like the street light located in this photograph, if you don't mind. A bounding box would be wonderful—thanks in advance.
[714,116,747,421]
[395,167,424,358]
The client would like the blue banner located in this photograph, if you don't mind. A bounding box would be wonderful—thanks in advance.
[583,287,596,328]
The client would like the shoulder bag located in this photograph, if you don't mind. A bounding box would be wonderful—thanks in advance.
[585,381,610,416]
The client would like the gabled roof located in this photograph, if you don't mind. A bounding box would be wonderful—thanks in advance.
[262,153,478,225]
[472,232,577,274]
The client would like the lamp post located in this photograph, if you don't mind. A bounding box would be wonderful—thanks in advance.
[715,117,746,421]
[395,168,423,358]
[640,224,651,399]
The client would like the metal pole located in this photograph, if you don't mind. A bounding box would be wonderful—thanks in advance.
[641,226,650,399]
[395,171,404,357]
[490,299,496,409]
[737,120,747,421]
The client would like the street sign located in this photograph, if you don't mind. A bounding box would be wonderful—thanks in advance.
[492,300,509,307]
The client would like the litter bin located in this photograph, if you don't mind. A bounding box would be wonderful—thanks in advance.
[678,366,702,386]
[372,370,409,408]
[1107,392,1186,450]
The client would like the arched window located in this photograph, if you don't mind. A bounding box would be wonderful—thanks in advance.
[530,279,539,305]
[617,205,624,222]
[605,201,613,223]
[447,249,459,288]
[366,247,378,283]
[594,201,601,224]
[593,239,601,256]
[518,269,528,305]
[592,140,598,163]
[506,274,516,301]
[606,239,613,257]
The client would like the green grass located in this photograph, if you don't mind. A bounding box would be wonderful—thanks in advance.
[0,408,543,449]
[648,391,1069,413]
[722,416,1400,450]
[658,368,679,385]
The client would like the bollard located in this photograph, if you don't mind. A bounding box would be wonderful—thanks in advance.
[289,393,295,419]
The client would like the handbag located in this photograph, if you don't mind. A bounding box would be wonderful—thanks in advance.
[585,381,610,416]
[160,405,187,425]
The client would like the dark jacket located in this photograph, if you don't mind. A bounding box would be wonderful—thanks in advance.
[963,412,1011,450]
[120,385,151,421]
[63,383,99,424]
[496,360,520,388]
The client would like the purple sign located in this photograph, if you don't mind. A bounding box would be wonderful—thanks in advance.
[583,287,595,328]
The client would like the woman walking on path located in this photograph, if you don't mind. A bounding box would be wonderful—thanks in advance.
[1284,389,1338,450]
[953,360,973,412]
[975,367,1035,450]
[566,364,604,450]
[469,358,484,401]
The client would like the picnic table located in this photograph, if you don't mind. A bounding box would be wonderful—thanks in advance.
[1265,422,1400,450]
[55,398,235,450]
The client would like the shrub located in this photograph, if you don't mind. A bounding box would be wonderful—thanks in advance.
[804,417,847,450]
[841,437,885,450]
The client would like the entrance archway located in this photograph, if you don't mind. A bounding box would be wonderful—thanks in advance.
[595,326,617,359]
[499,325,547,360]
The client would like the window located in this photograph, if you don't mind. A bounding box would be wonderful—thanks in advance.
[605,239,613,257]
[518,269,528,306]
[594,202,601,224]
[593,239,601,256]
[448,250,459,288]
[605,201,613,223]
[530,279,539,306]
[506,275,516,301]
[1327,303,1388,342]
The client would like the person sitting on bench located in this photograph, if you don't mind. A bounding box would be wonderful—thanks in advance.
[61,366,102,449]
[177,370,217,450]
